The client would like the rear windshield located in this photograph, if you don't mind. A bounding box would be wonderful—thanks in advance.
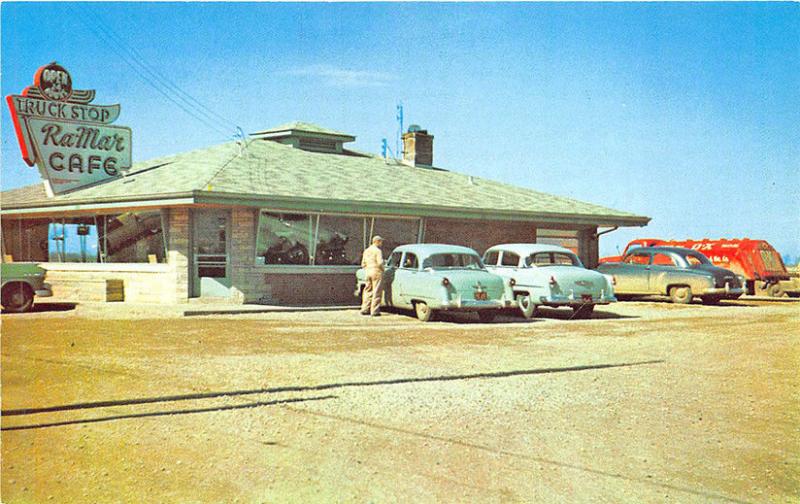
[525,252,582,267]
[423,253,484,270]
[683,251,711,266]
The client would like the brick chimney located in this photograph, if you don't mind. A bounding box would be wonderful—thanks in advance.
[402,125,433,167]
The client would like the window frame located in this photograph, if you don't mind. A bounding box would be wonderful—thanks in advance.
[483,250,500,266]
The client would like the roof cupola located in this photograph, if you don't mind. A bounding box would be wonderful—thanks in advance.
[251,121,355,154]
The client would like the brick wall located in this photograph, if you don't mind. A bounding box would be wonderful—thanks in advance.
[424,218,537,255]
[263,273,357,305]
[578,228,599,269]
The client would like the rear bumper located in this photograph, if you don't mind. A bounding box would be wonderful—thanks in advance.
[538,292,617,306]
[702,287,744,299]
[438,298,512,310]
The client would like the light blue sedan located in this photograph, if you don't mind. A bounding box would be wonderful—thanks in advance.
[355,244,515,322]
[483,244,616,319]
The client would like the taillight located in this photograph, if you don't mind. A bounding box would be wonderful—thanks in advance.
[612,275,617,286]
[442,277,450,287]
[509,278,516,287]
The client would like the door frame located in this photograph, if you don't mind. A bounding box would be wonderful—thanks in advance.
[190,208,232,298]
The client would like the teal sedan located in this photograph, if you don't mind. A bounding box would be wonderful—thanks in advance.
[355,244,515,322]
[1,263,53,313]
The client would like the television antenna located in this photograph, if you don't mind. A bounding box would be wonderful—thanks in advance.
[396,102,404,160]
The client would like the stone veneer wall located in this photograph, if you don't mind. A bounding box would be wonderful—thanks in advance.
[229,208,268,304]
[168,208,191,302]
[42,265,177,304]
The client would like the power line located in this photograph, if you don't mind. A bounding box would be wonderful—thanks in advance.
[66,5,235,139]
[93,11,241,131]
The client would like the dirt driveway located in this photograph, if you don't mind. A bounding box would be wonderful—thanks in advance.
[2,299,798,503]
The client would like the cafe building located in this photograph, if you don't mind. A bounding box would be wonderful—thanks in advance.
[1,120,650,305]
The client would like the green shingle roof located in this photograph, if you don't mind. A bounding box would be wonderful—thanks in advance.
[1,131,649,226]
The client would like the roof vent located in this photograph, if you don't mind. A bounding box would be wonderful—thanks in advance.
[250,121,355,154]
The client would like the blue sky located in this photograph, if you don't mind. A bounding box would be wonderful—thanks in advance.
[2,2,798,258]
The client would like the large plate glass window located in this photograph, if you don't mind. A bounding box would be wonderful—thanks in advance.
[256,212,422,266]
[315,215,362,265]
[256,212,312,265]
[100,211,167,263]
[49,217,100,263]
[1,219,50,262]
[2,213,166,264]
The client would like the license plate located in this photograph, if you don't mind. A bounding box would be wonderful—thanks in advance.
[581,294,592,302]
[474,291,488,300]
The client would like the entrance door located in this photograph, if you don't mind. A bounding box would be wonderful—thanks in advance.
[192,210,231,297]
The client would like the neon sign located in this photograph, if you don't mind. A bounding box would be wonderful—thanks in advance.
[6,62,132,196]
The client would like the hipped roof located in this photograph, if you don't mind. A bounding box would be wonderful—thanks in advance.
[1,125,649,227]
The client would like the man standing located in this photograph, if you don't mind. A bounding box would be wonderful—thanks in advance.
[360,235,385,316]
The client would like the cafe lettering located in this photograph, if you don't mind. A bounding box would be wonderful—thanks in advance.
[6,62,131,195]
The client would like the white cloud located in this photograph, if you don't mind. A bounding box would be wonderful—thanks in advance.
[282,64,396,88]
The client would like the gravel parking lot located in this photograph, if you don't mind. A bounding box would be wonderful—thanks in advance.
[2,298,798,503]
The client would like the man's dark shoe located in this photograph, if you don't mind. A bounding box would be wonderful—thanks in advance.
[360,311,370,316]
[371,312,381,317]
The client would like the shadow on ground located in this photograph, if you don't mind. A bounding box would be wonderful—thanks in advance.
[1,395,336,431]
[1,302,77,315]
[618,297,758,307]
[1,359,664,429]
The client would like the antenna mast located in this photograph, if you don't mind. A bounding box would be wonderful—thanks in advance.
[396,102,404,161]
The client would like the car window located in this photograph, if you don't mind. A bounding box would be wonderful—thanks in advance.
[652,253,676,266]
[500,251,520,267]
[423,253,484,270]
[526,252,581,267]
[387,251,402,268]
[624,252,650,265]
[552,253,579,266]
[401,252,419,269]
[685,251,711,266]
[483,250,500,266]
